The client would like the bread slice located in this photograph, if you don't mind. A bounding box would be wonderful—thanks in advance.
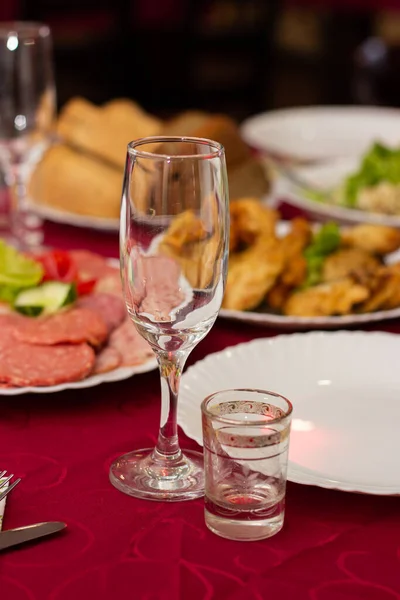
[57,97,163,169]
[29,144,122,219]
[160,111,251,167]
[160,110,270,198]
[228,158,271,199]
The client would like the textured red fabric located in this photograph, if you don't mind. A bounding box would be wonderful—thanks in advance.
[1,212,400,599]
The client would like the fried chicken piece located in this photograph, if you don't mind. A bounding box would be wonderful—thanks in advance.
[341,224,400,255]
[159,209,207,251]
[358,265,400,312]
[322,248,381,282]
[283,278,369,317]
[229,198,278,252]
[158,198,224,289]
[266,282,292,311]
[223,239,285,311]
[265,218,311,307]
[279,218,312,287]
[281,254,308,287]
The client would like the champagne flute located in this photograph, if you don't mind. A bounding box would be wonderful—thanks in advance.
[110,136,229,501]
[0,22,56,248]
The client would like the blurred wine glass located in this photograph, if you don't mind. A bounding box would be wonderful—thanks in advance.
[110,136,229,501]
[0,22,56,248]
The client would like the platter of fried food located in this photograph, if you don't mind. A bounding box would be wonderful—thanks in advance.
[159,197,400,329]
[219,198,400,328]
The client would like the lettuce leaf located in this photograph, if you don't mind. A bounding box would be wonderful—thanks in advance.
[0,241,43,305]
[303,222,341,288]
[344,142,400,207]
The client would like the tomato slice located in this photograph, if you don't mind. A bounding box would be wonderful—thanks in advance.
[36,250,78,283]
[76,277,97,296]
[33,249,99,296]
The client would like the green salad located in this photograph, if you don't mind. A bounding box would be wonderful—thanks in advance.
[344,142,400,207]
[306,142,400,212]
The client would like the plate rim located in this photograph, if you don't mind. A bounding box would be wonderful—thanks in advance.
[240,104,400,159]
[33,202,119,231]
[218,304,400,329]
[178,330,400,495]
[275,177,400,229]
[0,355,158,395]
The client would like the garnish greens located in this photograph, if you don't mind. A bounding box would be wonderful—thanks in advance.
[344,142,400,207]
[0,241,44,303]
[303,222,341,288]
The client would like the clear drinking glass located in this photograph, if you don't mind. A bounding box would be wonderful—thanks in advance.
[0,22,56,248]
[110,136,229,501]
[201,389,293,541]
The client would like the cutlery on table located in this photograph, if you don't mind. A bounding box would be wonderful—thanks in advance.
[0,471,21,502]
[0,521,67,551]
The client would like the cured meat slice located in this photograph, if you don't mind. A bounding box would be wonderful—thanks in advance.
[0,342,95,387]
[11,307,108,347]
[70,250,118,280]
[108,318,153,366]
[93,346,122,374]
[77,293,126,333]
[0,313,24,336]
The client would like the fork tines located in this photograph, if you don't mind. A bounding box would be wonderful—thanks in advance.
[0,472,21,502]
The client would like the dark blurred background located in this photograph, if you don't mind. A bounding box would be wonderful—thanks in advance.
[2,0,400,119]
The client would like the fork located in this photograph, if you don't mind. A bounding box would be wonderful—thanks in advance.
[0,471,21,502]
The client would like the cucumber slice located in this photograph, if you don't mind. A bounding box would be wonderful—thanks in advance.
[14,282,77,316]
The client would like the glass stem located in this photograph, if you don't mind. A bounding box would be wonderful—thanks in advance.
[153,350,188,462]
[7,163,43,249]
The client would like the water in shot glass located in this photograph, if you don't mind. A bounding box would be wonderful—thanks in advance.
[201,389,293,541]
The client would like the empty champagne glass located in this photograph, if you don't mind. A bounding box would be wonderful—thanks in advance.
[0,22,56,248]
[110,136,229,501]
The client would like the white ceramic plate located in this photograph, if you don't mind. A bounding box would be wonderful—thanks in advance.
[241,105,400,162]
[179,331,400,495]
[33,203,119,231]
[219,221,400,329]
[219,304,400,330]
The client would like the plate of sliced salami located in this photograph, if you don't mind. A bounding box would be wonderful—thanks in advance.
[0,248,157,395]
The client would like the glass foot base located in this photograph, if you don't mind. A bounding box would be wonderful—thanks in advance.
[109,448,204,501]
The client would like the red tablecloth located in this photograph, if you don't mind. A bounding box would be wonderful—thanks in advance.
[2,205,400,600]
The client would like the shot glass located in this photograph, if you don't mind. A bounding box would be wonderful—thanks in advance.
[201,389,293,541]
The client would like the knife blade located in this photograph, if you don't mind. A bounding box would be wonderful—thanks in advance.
[0,521,66,551]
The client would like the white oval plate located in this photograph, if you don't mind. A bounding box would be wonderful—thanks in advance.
[179,331,400,495]
[219,305,400,330]
[241,105,400,162]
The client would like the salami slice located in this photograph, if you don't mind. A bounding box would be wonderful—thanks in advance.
[108,318,153,366]
[11,308,108,347]
[93,346,122,374]
[77,293,126,333]
[0,342,95,387]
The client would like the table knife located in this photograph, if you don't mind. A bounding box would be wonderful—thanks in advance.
[0,521,66,551]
